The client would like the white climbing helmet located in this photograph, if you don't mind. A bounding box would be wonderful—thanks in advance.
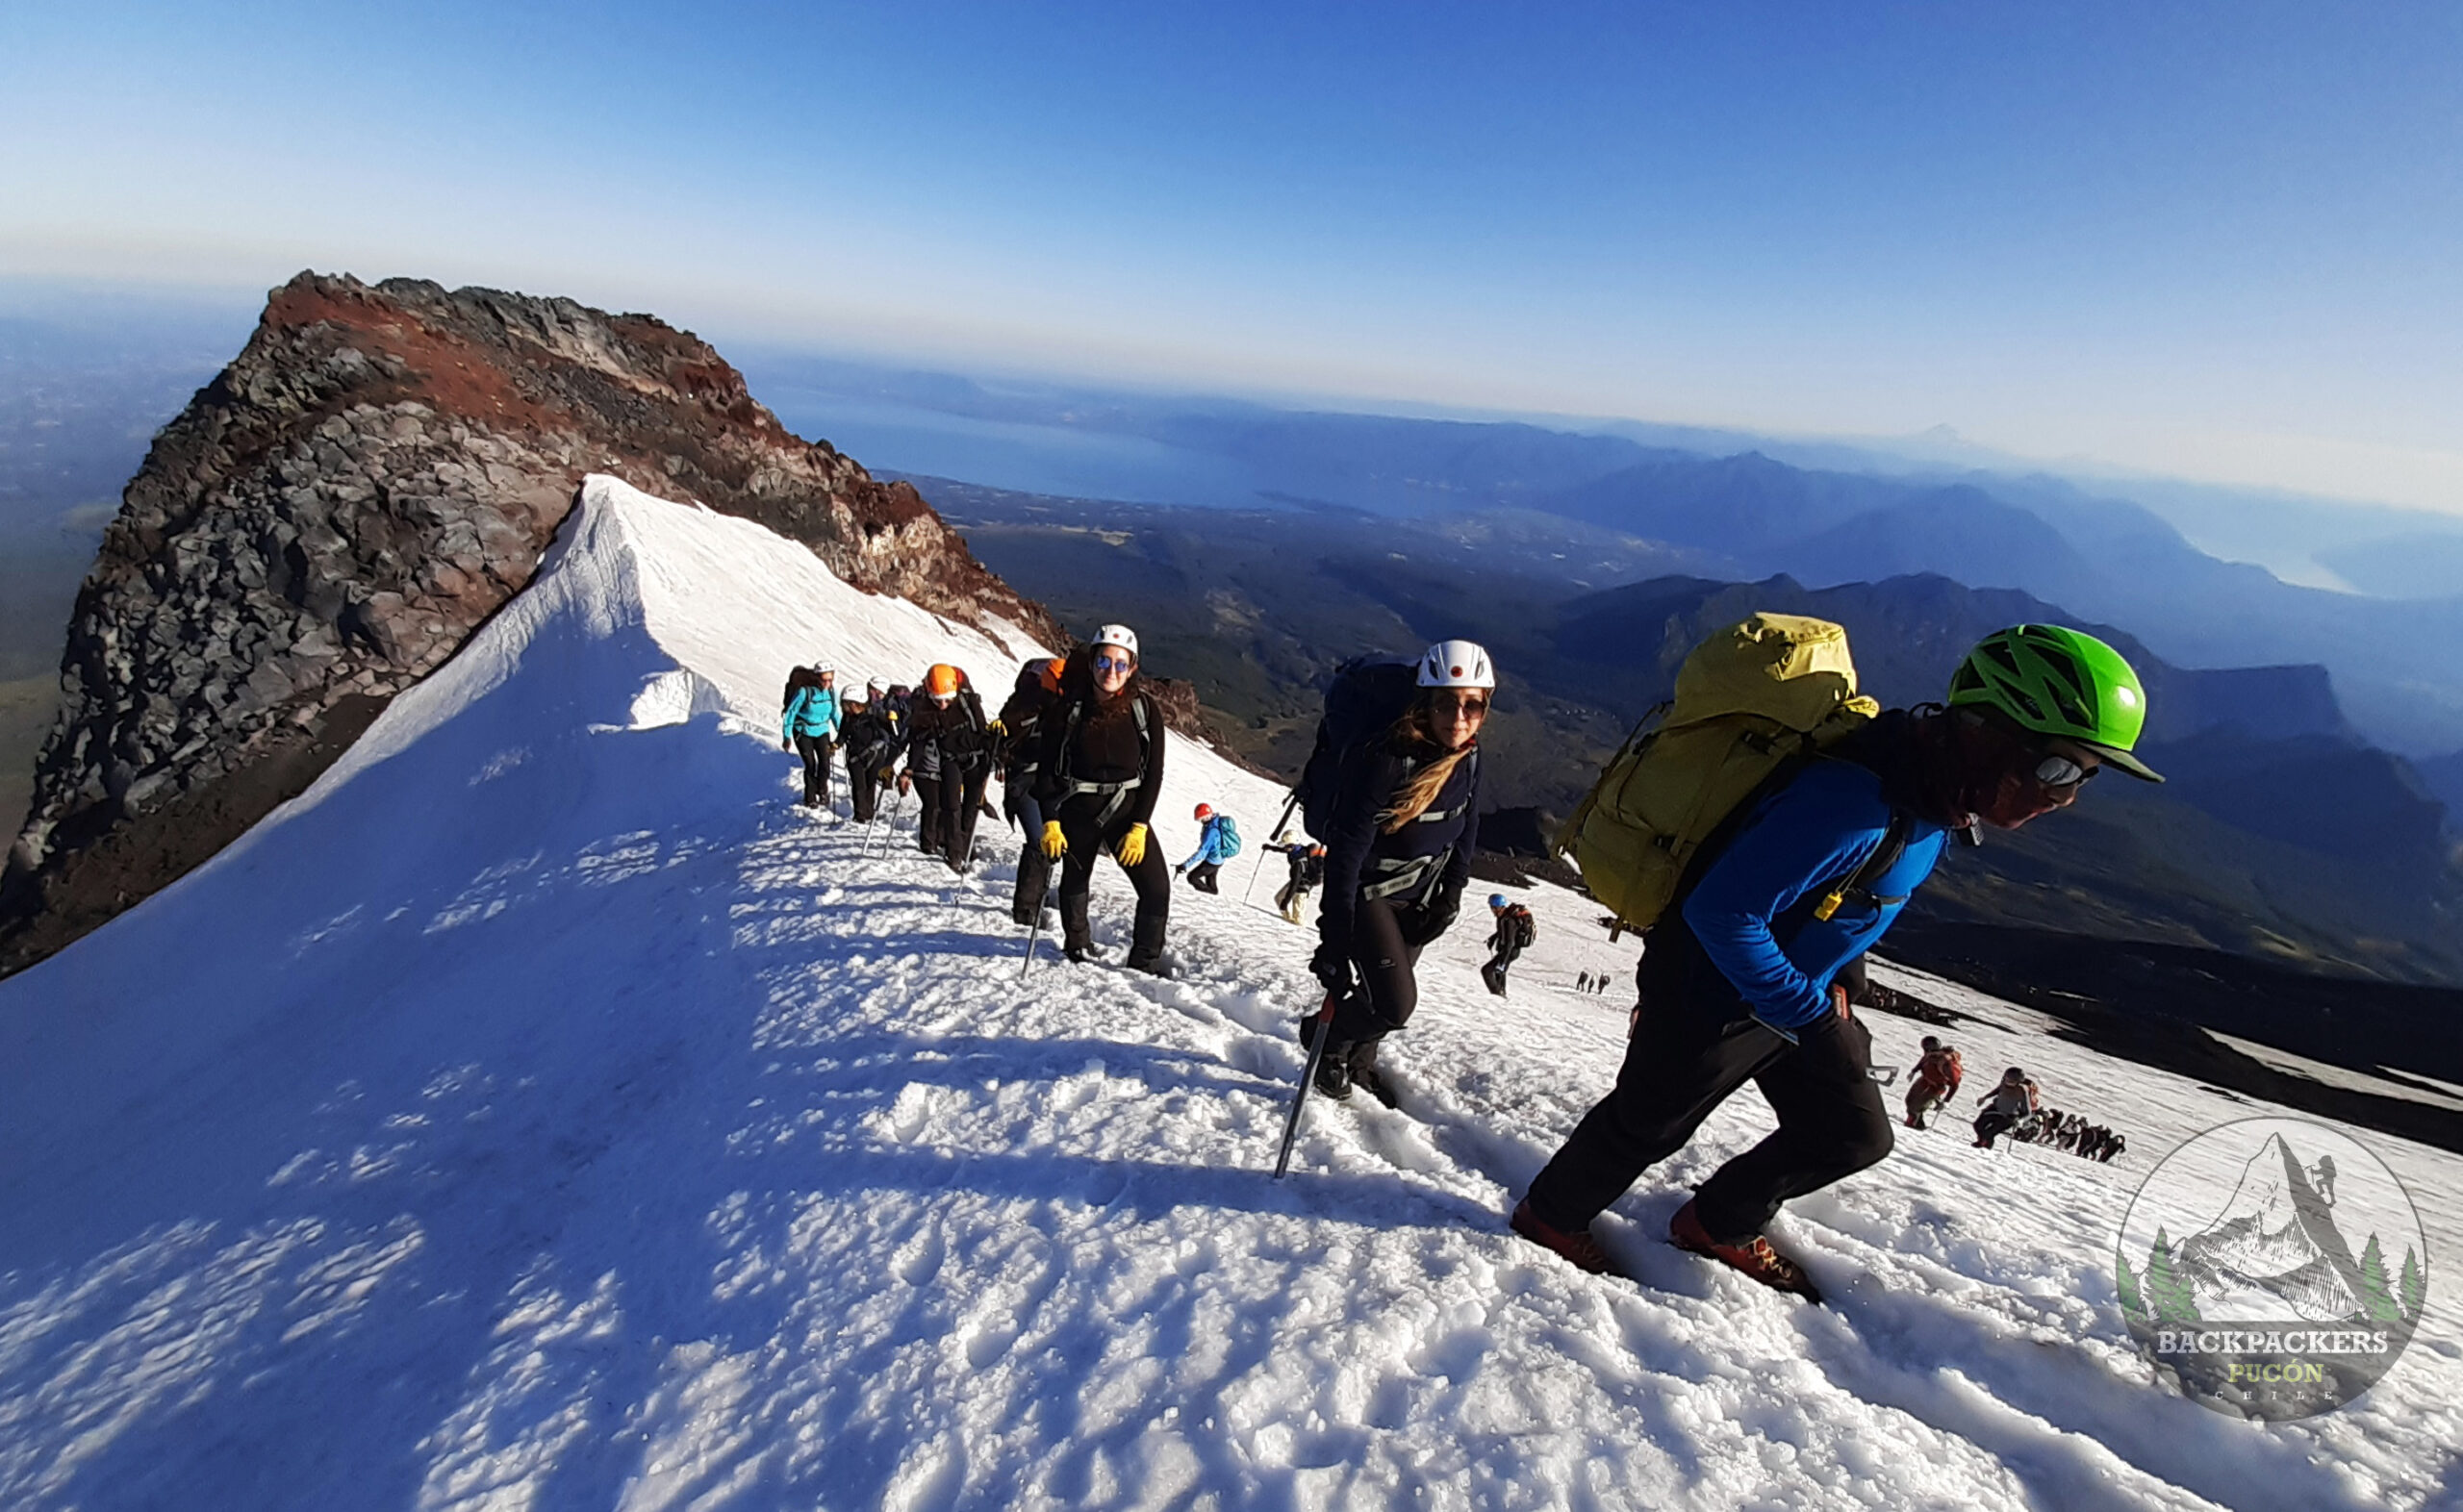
[867,678,887,700]
[1416,639,1495,690]
[1093,624,1140,660]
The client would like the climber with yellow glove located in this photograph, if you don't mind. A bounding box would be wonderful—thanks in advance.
[1030,623,1172,973]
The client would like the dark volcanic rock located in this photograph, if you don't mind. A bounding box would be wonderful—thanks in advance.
[1,272,1064,974]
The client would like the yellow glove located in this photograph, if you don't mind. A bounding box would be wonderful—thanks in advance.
[986,718,1006,736]
[1040,820,1068,860]
[1115,821,1150,867]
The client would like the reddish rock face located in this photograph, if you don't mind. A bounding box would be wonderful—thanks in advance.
[0,272,1063,974]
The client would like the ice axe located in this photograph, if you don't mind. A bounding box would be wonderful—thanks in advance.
[1273,991,1341,1179]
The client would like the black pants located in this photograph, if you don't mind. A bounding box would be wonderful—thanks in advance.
[851,762,886,824]
[1483,933,1524,993]
[919,764,989,862]
[1054,796,1170,967]
[913,768,946,854]
[1013,844,1053,924]
[1186,861,1221,894]
[1329,895,1447,1045]
[1523,999,1892,1244]
[794,735,834,807]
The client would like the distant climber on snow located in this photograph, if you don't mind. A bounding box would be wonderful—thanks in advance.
[1515,619,2164,1299]
[1904,1035,1964,1129]
[1033,625,1172,973]
[1481,894,1536,997]
[1177,803,1241,894]
[1973,1068,2042,1148]
[780,664,842,811]
[1301,640,1494,1106]
[1268,841,1325,923]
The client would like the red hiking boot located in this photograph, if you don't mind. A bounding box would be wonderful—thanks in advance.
[1511,1198,1621,1276]
[1668,1199,1822,1302]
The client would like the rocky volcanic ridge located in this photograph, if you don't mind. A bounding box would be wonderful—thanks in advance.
[0,272,1067,974]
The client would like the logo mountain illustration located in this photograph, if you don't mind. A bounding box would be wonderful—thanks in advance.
[2173,1132,2368,1322]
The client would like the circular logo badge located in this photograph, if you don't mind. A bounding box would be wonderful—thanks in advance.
[2117,1117,2427,1420]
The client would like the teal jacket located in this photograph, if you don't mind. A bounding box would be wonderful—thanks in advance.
[783,686,841,743]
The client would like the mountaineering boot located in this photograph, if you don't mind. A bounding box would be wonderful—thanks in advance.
[1668,1199,1821,1301]
[1346,1038,1398,1108]
[1510,1198,1618,1276]
[1311,1040,1355,1100]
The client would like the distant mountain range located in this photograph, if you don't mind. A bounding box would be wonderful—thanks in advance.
[929,480,2463,985]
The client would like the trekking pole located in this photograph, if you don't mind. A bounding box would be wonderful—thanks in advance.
[1273,992,1340,1179]
[1019,911,1044,977]
[1244,790,1302,909]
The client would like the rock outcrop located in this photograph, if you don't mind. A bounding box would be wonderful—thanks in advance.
[1,272,1063,973]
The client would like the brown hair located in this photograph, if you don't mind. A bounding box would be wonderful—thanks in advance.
[1376,694,1474,833]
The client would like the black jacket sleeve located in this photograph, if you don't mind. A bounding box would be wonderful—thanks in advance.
[1314,743,1401,950]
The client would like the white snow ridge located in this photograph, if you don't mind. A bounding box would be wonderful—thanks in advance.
[2,475,2457,1510]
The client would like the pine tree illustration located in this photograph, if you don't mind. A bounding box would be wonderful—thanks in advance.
[2399,1246,2427,1324]
[2117,1252,2146,1321]
[2145,1228,2201,1325]
[2359,1235,2402,1323]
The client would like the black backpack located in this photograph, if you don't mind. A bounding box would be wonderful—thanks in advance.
[1296,654,1424,842]
[781,665,824,714]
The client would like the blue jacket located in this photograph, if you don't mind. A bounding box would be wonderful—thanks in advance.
[783,686,841,743]
[1181,816,1237,870]
[1677,758,1948,1031]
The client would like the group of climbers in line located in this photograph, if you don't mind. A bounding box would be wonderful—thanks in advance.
[1481,895,1536,996]
[1572,971,1617,995]
[784,617,2163,1304]
[2010,1105,2125,1162]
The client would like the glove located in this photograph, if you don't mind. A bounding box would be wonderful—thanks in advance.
[1041,821,1068,860]
[1115,822,1150,867]
[986,718,1005,736]
[1174,863,1188,876]
[896,772,912,795]
[1310,943,1355,996]
[781,740,792,751]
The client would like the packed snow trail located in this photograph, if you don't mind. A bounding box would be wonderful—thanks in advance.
[0,478,2455,1510]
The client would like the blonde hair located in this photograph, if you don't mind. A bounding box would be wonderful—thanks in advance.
[1376,698,1474,833]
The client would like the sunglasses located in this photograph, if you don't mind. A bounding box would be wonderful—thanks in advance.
[1094,653,1134,672]
[1433,692,1490,718]
[2032,752,2098,789]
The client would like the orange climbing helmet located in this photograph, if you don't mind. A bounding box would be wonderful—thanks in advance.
[925,664,962,699]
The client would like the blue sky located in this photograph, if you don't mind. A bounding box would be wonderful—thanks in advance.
[3,1,2456,509]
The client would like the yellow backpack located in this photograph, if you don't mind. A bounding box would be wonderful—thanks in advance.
[1557,613,1880,930]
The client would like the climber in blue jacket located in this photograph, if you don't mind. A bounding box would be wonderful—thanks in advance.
[1175,803,1239,894]
[781,666,843,810]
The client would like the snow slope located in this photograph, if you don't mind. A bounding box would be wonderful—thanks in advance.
[1,476,2456,1510]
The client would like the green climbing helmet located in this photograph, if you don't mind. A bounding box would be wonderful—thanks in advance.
[1947,625,2164,782]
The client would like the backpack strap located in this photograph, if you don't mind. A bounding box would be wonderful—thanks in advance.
[1810,810,1915,923]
